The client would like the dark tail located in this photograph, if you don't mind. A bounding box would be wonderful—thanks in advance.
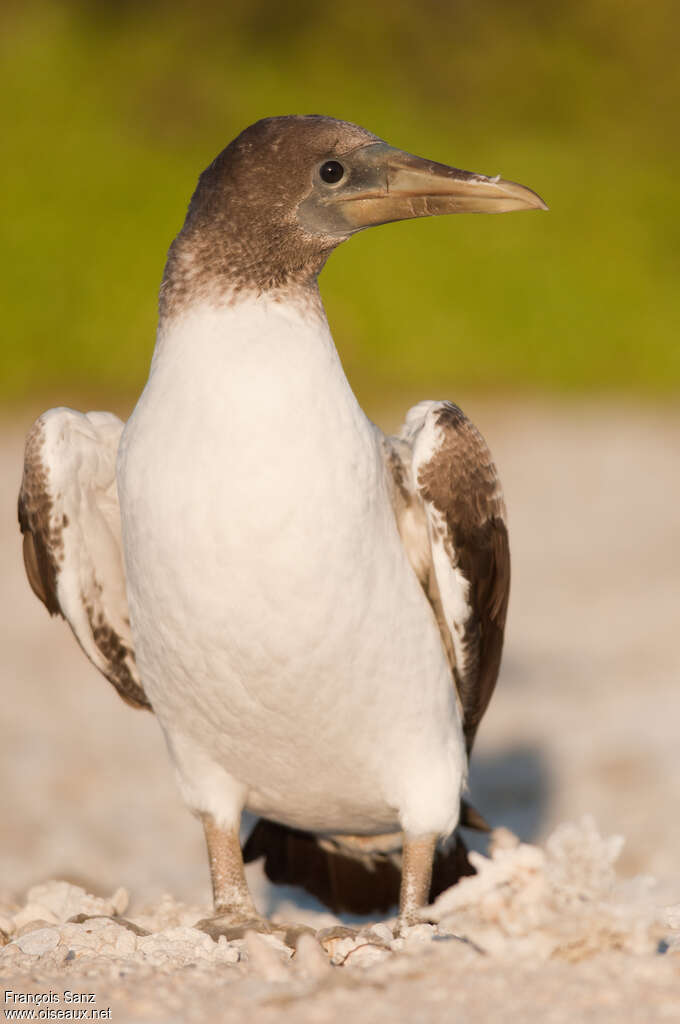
[242,802,487,915]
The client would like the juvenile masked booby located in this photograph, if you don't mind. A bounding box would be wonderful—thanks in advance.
[18,116,545,940]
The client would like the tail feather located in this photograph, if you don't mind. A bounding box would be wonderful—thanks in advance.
[460,797,491,832]
[242,815,480,915]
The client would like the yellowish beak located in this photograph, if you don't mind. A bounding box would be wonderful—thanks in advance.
[299,141,547,236]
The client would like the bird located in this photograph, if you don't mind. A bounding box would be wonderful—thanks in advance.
[18,115,545,942]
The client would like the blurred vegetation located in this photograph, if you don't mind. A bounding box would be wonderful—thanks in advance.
[2,0,679,413]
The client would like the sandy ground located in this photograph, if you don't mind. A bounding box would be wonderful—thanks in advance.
[1,400,679,1021]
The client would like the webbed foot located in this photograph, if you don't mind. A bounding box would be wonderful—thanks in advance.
[196,912,317,949]
[317,924,392,956]
[195,912,273,942]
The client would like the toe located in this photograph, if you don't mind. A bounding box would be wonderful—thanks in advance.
[196,914,273,942]
[270,922,318,949]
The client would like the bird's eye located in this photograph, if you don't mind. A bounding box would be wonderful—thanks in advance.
[320,160,345,184]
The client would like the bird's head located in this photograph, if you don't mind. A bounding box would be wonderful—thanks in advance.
[162,115,546,316]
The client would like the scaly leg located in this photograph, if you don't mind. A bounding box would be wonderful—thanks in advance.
[322,832,439,950]
[196,813,316,947]
[396,833,437,935]
[195,814,270,940]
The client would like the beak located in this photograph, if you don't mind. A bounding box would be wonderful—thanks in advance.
[300,141,547,236]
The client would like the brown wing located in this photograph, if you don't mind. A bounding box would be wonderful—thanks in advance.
[18,409,151,711]
[389,400,510,754]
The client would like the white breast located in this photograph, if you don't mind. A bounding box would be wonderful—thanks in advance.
[117,297,465,838]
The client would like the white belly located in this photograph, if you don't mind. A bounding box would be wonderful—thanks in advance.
[118,300,465,838]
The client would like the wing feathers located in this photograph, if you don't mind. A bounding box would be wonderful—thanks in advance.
[18,425,61,614]
[18,409,150,711]
[387,400,510,753]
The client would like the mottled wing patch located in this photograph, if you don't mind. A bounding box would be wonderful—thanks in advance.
[391,401,510,753]
[381,435,433,591]
[18,410,151,711]
[18,424,61,614]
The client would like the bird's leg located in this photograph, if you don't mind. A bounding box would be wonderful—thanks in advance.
[204,814,256,916]
[396,833,437,935]
[195,813,271,940]
[196,814,317,948]
[321,833,438,952]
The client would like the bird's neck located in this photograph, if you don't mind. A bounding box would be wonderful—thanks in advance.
[147,293,362,436]
[158,221,332,323]
[131,294,380,532]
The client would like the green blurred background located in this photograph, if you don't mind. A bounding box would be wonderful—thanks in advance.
[3,0,679,413]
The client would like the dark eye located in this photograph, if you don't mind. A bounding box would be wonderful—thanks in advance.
[320,160,344,184]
